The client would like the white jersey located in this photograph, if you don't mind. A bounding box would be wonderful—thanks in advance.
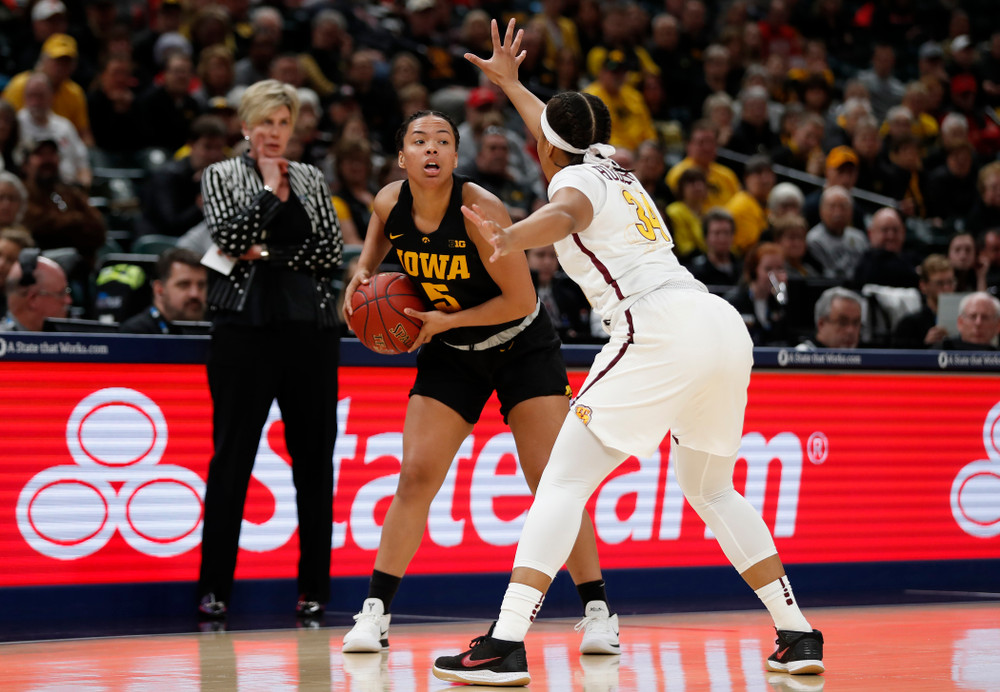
[548,160,705,327]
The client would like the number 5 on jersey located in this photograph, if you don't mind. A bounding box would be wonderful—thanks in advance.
[622,189,673,244]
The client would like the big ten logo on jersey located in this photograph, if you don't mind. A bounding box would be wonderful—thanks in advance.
[448,239,467,249]
[951,400,1000,538]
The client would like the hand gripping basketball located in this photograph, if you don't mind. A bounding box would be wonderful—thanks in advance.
[349,272,426,354]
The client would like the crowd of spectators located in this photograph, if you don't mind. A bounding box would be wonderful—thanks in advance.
[0,0,998,349]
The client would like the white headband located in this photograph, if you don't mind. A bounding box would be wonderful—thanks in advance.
[540,105,587,154]
[539,104,617,163]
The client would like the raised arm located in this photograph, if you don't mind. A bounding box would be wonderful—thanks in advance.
[465,19,545,143]
[462,186,595,262]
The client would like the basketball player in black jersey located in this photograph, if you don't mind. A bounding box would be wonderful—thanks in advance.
[340,111,619,655]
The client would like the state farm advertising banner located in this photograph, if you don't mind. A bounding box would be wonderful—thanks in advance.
[1,363,998,587]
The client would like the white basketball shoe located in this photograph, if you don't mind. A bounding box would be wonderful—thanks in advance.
[575,600,621,655]
[342,597,391,653]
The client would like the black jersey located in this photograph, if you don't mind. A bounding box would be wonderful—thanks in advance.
[384,174,524,346]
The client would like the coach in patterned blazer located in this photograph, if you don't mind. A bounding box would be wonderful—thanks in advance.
[197,79,343,622]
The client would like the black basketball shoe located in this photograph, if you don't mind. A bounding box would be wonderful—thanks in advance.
[432,624,530,686]
[766,628,825,675]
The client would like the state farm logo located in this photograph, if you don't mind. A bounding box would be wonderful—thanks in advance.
[16,388,207,559]
[16,388,205,559]
[15,387,344,561]
[951,401,1000,538]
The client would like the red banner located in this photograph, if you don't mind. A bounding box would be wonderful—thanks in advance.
[1,363,998,587]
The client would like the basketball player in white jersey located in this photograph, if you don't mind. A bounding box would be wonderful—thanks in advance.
[432,20,824,686]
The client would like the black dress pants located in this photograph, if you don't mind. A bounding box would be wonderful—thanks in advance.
[198,323,339,603]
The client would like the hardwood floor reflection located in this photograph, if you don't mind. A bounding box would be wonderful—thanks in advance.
[1,601,998,690]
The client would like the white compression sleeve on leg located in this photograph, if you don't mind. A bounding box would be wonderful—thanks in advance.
[512,414,628,578]
[672,445,779,573]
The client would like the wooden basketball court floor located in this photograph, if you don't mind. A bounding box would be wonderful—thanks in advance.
[1,600,998,691]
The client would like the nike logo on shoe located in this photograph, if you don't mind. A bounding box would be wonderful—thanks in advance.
[461,653,501,667]
[776,647,790,658]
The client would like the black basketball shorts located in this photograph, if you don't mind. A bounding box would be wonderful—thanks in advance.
[410,309,571,424]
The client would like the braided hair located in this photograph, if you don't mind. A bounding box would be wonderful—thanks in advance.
[544,92,626,171]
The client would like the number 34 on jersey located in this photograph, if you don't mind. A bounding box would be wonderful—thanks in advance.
[622,189,673,245]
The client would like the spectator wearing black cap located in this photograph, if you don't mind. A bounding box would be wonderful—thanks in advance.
[20,138,106,264]
[0,248,71,332]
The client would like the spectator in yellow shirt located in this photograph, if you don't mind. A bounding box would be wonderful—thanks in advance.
[2,34,93,147]
[583,51,657,152]
[726,155,777,255]
[666,119,742,210]
[666,167,709,259]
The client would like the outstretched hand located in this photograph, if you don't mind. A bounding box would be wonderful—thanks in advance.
[462,203,510,263]
[464,18,525,87]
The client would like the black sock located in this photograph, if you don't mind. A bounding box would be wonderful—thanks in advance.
[368,570,402,612]
[576,579,609,610]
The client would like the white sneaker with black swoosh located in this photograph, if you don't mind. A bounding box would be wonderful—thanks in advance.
[576,601,621,655]
[342,598,391,653]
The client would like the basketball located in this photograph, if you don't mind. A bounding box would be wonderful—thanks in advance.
[349,272,426,354]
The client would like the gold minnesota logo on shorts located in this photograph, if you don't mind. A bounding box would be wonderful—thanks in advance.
[574,404,593,425]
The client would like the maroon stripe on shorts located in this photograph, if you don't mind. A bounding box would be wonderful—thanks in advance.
[576,309,635,400]
[572,233,625,300]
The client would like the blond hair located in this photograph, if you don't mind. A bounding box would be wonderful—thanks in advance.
[238,79,300,129]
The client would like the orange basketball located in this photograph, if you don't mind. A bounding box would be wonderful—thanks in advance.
[349,272,426,354]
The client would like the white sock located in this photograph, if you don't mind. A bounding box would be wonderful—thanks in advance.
[492,583,545,642]
[755,576,812,632]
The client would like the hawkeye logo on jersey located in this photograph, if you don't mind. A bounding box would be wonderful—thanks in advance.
[448,239,467,248]
[575,404,593,426]
[396,250,471,281]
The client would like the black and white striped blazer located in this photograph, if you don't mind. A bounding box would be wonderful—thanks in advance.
[201,152,343,327]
